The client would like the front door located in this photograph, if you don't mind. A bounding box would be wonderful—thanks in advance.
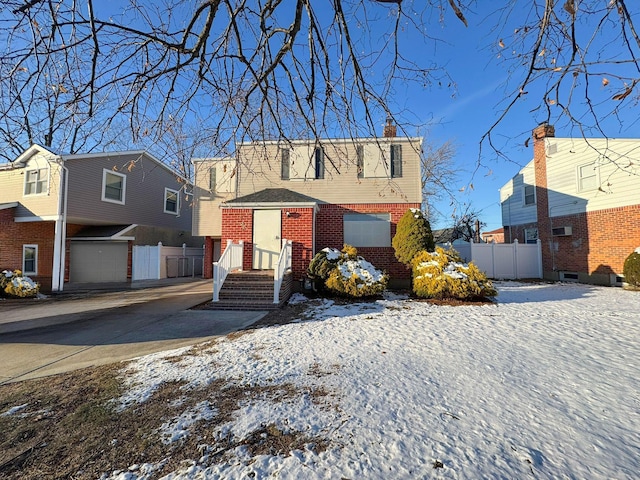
[252,209,282,269]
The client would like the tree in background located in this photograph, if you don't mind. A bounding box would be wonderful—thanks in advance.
[1,1,638,169]
[393,208,435,267]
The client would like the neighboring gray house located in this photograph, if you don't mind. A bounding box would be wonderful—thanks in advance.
[0,144,200,291]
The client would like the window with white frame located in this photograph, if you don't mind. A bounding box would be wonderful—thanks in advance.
[22,244,38,275]
[523,184,536,206]
[24,168,48,195]
[577,162,598,191]
[164,187,179,214]
[282,146,325,180]
[524,228,538,244]
[102,169,126,204]
[344,213,391,247]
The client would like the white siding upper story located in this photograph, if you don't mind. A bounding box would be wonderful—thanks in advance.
[191,157,237,237]
[543,137,640,217]
[501,137,640,225]
[500,160,537,226]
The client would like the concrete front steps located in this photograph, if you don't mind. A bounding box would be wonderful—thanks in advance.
[210,270,293,310]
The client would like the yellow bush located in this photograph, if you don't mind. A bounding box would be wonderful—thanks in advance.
[1,269,40,298]
[412,247,497,300]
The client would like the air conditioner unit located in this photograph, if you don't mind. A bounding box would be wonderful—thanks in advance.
[552,226,572,236]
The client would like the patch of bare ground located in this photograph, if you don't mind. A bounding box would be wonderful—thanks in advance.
[0,360,334,479]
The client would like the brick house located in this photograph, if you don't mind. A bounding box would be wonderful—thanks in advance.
[481,228,505,243]
[0,144,199,292]
[500,124,640,285]
[193,121,423,290]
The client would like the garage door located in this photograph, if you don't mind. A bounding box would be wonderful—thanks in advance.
[69,241,128,283]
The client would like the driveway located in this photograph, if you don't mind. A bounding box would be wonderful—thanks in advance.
[0,279,267,384]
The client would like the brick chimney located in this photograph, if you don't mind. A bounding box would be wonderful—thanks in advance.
[383,116,396,138]
[532,123,555,277]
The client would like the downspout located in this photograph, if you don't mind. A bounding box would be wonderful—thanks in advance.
[51,157,69,292]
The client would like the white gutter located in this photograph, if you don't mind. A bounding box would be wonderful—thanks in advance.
[51,157,69,292]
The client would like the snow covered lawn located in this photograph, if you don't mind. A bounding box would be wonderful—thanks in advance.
[106,282,638,479]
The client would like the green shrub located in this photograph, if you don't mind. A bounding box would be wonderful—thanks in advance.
[623,249,640,287]
[308,247,342,282]
[392,208,435,266]
[1,269,40,298]
[411,247,497,300]
[309,245,388,298]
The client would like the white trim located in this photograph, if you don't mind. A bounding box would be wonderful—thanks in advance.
[14,215,61,222]
[22,244,38,275]
[102,168,127,205]
[23,166,50,197]
[164,187,180,215]
[576,161,599,193]
[522,184,536,207]
[238,136,423,147]
[222,201,318,210]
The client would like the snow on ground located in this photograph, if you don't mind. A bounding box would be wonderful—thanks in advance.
[104,282,638,479]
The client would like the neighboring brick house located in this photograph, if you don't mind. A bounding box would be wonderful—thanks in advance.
[481,228,505,243]
[194,122,423,288]
[500,124,640,285]
[0,144,200,292]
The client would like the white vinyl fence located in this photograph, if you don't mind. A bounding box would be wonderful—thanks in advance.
[437,239,542,280]
[132,242,204,280]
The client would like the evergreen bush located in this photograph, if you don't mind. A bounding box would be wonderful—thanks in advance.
[392,208,435,266]
[308,245,388,297]
[412,247,497,300]
[623,248,640,288]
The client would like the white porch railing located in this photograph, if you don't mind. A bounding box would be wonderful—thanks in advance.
[213,240,244,302]
[273,239,292,304]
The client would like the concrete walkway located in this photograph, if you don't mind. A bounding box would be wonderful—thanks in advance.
[0,279,267,384]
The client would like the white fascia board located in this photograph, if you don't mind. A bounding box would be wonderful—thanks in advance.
[14,215,60,222]
[222,202,318,211]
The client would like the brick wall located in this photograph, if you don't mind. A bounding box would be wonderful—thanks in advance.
[0,209,55,291]
[221,208,254,271]
[316,203,420,279]
[281,208,314,280]
[531,123,640,281]
[504,223,538,244]
[217,203,419,282]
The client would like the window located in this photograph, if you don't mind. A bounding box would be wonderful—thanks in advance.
[281,149,290,180]
[314,147,325,179]
[524,228,538,244]
[209,167,217,193]
[164,188,179,214]
[344,213,391,247]
[24,168,48,195]
[577,163,598,191]
[523,185,536,206]
[390,144,402,178]
[102,169,126,204]
[22,245,37,275]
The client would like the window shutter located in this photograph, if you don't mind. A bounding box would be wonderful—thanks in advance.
[281,149,290,180]
[356,145,364,178]
[391,144,402,178]
[315,147,324,179]
[209,167,217,193]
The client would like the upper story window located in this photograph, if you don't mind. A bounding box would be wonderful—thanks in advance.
[577,162,598,192]
[24,168,48,195]
[356,143,403,178]
[523,184,536,206]
[390,144,402,178]
[164,187,179,214]
[22,244,38,275]
[102,169,126,204]
[281,146,324,180]
[209,167,217,193]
